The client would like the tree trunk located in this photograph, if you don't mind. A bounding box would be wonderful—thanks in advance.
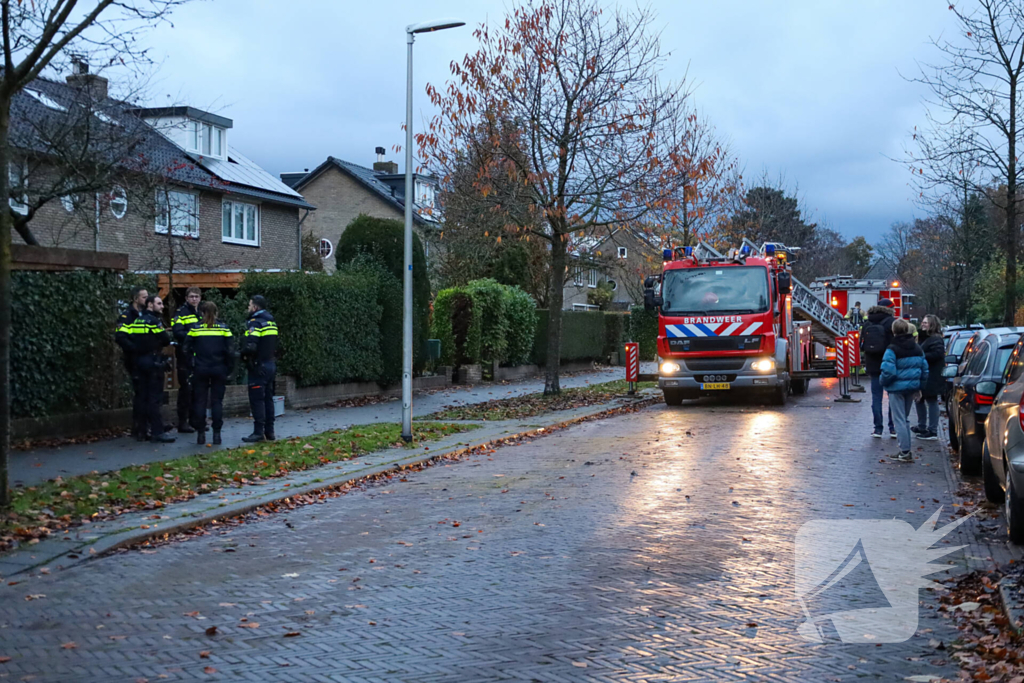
[544,230,566,395]
[0,97,12,507]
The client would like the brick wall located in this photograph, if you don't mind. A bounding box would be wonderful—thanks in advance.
[14,170,300,272]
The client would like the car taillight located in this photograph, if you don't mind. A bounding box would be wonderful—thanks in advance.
[976,380,998,406]
[1020,392,1024,433]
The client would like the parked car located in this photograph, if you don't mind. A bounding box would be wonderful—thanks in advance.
[983,334,1024,543]
[944,323,985,342]
[948,328,1024,474]
[943,330,979,402]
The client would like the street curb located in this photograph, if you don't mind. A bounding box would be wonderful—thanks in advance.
[1,392,662,579]
[999,573,1024,635]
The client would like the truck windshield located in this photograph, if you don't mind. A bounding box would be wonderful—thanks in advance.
[661,266,770,315]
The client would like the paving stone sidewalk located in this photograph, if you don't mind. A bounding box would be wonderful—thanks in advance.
[0,379,1010,682]
[12,365,644,487]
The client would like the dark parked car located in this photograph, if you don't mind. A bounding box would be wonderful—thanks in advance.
[944,323,985,342]
[983,334,1024,543]
[948,329,1024,474]
[943,330,979,401]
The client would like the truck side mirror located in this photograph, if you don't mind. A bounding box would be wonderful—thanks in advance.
[644,275,659,289]
[777,272,792,295]
[643,289,662,312]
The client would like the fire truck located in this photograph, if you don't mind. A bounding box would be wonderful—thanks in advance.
[642,240,852,406]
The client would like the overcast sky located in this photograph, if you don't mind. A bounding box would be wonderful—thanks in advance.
[138,0,961,245]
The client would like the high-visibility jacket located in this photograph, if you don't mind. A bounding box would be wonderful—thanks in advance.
[242,309,278,367]
[184,321,235,377]
[171,303,200,362]
[115,305,147,368]
[134,310,172,359]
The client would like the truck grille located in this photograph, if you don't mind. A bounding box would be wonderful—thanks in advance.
[686,359,746,371]
[667,336,761,352]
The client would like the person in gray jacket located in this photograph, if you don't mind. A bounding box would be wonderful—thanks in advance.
[913,314,944,441]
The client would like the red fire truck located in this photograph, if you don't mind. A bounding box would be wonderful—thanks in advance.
[642,241,852,406]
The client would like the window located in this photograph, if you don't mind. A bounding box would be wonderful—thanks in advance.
[8,162,27,215]
[966,342,990,376]
[617,247,627,259]
[607,279,617,291]
[587,268,598,288]
[155,189,199,237]
[572,265,583,286]
[1007,341,1024,384]
[60,181,80,213]
[188,120,200,152]
[221,199,259,246]
[187,120,226,159]
[25,88,66,112]
[319,238,333,259]
[109,186,127,219]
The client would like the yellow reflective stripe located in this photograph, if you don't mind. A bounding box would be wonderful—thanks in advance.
[174,315,199,325]
[247,328,278,337]
[188,328,232,337]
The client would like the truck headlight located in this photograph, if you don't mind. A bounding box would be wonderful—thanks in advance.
[660,360,681,374]
[751,358,776,373]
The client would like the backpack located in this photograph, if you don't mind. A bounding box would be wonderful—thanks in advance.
[862,321,887,354]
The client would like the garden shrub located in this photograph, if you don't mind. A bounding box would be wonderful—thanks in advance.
[338,256,403,386]
[464,278,508,363]
[334,214,430,372]
[531,310,606,365]
[238,271,383,387]
[603,312,627,358]
[431,288,481,366]
[628,305,659,361]
[502,286,538,366]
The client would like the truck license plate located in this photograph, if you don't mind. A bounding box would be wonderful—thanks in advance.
[701,382,731,390]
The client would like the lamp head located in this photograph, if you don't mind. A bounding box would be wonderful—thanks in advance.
[408,18,466,34]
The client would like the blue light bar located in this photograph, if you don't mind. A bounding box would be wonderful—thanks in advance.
[663,248,673,261]
[683,246,693,257]
[740,245,751,256]
[764,244,776,255]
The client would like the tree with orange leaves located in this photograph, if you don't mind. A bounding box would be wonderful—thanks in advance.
[418,0,703,394]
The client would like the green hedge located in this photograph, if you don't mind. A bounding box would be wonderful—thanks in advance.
[432,280,537,367]
[11,271,156,419]
[531,310,607,366]
[464,279,508,363]
[334,214,430,373]
[238,271,383,387]
[628,305,659,361]
[603,312,627,358]
[503,286,538,366]
[431,288,481,366]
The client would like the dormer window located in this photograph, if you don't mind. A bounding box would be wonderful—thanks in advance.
[187,120,226,159]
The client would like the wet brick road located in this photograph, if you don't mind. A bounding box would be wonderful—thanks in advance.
[0,380,972,681]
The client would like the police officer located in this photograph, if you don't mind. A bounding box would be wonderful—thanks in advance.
[115,285,149,441]
[138,295,175,443]
[184,301,234,445]
[171,287,202,434]
[241,295,278,443]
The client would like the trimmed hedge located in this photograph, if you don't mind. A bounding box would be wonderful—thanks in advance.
[464,279,508,363]
[628,305,659,361]
[238,271,383,387]
[11,271,156,419]
[431,288,481,367]
[334,214,430,372]
[503,286,538,366]
[603,312,627,358]
[531,310,607,366]
[432,279,537,367]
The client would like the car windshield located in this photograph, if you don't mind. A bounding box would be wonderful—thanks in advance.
[661,266,770,315]
[998,346,1016,372]
[951,338,970,356]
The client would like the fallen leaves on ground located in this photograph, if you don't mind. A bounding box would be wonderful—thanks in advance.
[424,380,658,421]
[60,642,76,650]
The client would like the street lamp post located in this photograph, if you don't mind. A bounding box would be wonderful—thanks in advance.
[402,18,465,442]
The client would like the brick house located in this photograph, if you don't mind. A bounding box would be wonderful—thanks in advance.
[281,149,439,271]
[563,229,662,311]
[9,66,314,295]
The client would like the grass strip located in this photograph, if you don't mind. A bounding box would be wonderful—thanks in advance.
[422,379,658,421]
[2,421,476,552]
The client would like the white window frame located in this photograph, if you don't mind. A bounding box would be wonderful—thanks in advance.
[155,189,199,238]
[617,246,627,259]
[25,88,67,112]
[319,238,333,259]
[186,120,200,153]
[8,161,27,215]
[608,279,618,291]
[221,198,260,247]
[572,264,583,286]
[109,185,128,219]
[587,268,598,288]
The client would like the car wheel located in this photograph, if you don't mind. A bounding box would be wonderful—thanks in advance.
[961,429,983,476]
[772,380,789,406]
[663,389,684,406]
[983,440,1005,504]
[1007,465,1024,545]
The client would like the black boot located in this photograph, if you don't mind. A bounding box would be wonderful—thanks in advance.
[196,430,206,445]
[264,432,276,442]
[178,422,195,434]
[212,430,222,445]
[150,432,176,443]
[242,432,265,443]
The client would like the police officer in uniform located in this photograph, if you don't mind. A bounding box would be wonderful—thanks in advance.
[138,295,176,443]
[115,285,149,441]
[171,287,202,434]
[241,295,278,443]
[184,301,234,445]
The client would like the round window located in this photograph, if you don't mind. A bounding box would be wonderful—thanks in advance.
[607,279,617,291]
[109,186,127,219]
[319,238,333,259]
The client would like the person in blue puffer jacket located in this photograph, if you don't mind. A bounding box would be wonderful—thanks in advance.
[880,318,930,462]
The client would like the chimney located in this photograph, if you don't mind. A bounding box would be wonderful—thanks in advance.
[66,56,108,101]
[372,146,399,174]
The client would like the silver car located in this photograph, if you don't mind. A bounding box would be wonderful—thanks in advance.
[983,334,1024,543]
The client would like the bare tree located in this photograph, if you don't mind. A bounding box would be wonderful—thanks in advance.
[906,0,1024,325]
[419,0,697,394]
[0,0,189,506]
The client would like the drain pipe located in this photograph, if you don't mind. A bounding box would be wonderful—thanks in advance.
[297,208,311,271]
[94,192,100,251]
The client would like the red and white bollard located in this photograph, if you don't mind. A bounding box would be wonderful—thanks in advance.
[834,335,861,403]
[625,342,639,396]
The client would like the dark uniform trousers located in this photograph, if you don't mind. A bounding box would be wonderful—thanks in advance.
[137,355,166,437]
[248,361,276,435]
[176,364,193,427]
[192,372,227,431]
[129,365,146,436]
